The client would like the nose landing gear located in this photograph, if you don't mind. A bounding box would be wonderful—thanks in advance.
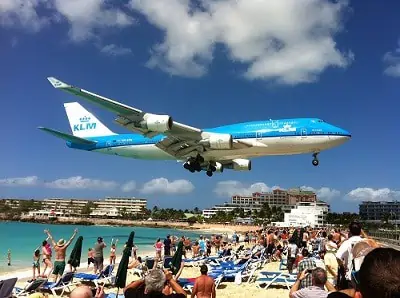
[312,153,319,166]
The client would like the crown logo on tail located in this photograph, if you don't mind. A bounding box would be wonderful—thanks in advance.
[79,116,91,123]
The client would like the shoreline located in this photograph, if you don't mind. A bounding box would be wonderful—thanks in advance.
[0,217,259,233]
[0,220,256,278]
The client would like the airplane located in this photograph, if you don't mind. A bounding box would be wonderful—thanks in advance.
[40,77,351,177]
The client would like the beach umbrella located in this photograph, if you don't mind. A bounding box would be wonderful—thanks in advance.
[114,245,131,290]
[169,241,183,275]
[68,236,83,268]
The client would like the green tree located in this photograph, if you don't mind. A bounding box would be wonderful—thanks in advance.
[82,201,95,215]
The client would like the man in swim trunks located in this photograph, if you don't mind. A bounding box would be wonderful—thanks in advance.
[44,228,78,282]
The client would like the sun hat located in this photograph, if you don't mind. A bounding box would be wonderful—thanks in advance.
[57,239,66,247]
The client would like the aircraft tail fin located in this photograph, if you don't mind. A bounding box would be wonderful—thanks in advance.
[38,127,97,145]
[63,102,115,138]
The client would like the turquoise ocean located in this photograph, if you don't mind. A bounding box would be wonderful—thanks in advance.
[0,222,203,275]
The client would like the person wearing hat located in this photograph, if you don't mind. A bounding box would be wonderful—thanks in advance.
[44,228,78,282]
[191,264,215,298]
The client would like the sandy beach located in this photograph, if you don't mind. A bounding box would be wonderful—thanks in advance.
[0,221,286,297]
[14,216,261,234]
[10,251,287,298]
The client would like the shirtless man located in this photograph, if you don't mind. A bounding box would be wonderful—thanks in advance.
[191,265,216,298]
[44,228,78,281]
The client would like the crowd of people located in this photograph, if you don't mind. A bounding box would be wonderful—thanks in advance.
[10,222,400,298]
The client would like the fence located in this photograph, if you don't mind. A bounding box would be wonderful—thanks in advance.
[367,230,400,247]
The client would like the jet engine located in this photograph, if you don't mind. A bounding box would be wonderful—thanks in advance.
[231,159,252,171]
[141,114,173,133]
[208,134,233,149]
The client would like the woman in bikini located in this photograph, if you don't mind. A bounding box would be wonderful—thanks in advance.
[154,238,163,261]
[41,240,53,277]
[109,243,117,265]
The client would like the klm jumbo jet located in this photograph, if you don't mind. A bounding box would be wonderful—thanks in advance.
[40,77,351,177]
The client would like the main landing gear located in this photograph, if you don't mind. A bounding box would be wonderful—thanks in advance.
[183,155,203,173]
[206,163,217,177]
[183,155,217,177]
[312,153,319,166]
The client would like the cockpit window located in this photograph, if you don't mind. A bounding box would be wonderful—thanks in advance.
[317,119,324,122]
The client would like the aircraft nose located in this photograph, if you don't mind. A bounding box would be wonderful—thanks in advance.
[339,128,351,138]
[332,125,351,139]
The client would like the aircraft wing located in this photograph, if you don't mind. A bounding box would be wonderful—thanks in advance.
[47,77,251,159]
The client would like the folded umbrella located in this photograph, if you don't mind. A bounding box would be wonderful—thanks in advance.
[68,236,83,268]
[169,241,184,275]
[115,232,134,290]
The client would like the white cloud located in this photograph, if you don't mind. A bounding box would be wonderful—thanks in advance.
[53,0,135,41]
[0,0,50,32]
[383,40,400,77]
[301,186,340,201]
[100,44,132,56]
[214,181,279,197]
[0,0,135,41]
[121,180,136,192]
[0,176,39,187]
[129,0,353,84]
[45,176,118,190]
[347,187,400,202]
[141,178,194,195]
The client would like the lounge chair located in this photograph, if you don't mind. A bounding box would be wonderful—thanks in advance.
[74,265,115,287]
[40,272,76,297]
[163,256,173,269]
[0,277,18,298]
[255,271,297,290]
[13,278,47,297]
[279,258,288,270]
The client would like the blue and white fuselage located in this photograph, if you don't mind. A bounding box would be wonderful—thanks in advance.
[68,118,350,161]
[40,77,351,176]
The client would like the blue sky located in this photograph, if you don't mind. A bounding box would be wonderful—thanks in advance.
[1,0,400,213]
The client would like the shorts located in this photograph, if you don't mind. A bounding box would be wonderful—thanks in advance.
[32,261,40,268]
[94,257,104,268]
[53,261,66,276]
[88,257,95,265]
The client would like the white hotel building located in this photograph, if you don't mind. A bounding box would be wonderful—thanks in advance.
[28,197,147,218]
[272,202,329,227]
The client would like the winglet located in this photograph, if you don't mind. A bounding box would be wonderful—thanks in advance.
[47,77,70,89]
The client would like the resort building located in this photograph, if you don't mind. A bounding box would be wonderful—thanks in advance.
[359,201,400,222]
[231,188,317,212]
[203,187,318,218]
[3,196,147,218]
[95,197,147,214]
[202,204,260,219]
[43,198,89,214]
[272,201,330,227]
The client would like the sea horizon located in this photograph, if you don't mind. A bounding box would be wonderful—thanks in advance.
[0,221,205,276]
